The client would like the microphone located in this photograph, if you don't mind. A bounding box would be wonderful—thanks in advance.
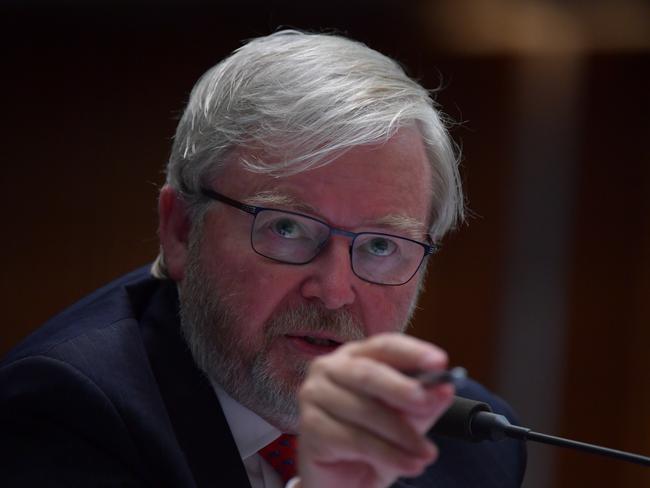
[430,396,650,467]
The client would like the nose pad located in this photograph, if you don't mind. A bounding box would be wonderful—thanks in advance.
[299,237,357,310]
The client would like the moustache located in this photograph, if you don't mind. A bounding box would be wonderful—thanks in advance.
[264,303,366,343]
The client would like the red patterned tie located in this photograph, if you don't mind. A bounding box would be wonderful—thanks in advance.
[258,434,298,483]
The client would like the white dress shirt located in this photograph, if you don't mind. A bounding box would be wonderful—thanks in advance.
[212,381,293,488]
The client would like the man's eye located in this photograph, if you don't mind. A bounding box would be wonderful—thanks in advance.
[271,218,303,239]
[365,237,397,257]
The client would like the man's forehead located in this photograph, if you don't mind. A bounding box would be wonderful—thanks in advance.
[213,128,434,236]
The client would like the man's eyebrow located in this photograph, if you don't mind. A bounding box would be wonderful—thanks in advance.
[244,191,317,214]
[368,215,427,239]
[244,191,426,239]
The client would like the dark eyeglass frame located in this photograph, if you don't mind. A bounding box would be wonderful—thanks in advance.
[200,188,439,286]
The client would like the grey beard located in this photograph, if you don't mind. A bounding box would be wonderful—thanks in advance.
[178,246,367,431]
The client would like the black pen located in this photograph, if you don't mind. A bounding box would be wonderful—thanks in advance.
[410,366,467,388]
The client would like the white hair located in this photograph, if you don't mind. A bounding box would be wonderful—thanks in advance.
[153,29,463,278]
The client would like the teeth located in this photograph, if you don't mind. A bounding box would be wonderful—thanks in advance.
[304,336,337,346]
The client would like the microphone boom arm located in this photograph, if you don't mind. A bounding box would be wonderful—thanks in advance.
[431,396,650,467]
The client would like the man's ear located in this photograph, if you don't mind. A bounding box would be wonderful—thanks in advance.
[158,185,192,282]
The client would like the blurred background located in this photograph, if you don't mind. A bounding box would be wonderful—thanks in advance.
[1,1,648,486]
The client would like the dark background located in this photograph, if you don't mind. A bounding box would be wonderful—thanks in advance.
[2,1,649,487]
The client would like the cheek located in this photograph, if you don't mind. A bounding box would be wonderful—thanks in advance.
[362,285,419,334]
[197,214,302,332]
[205,249,300,326]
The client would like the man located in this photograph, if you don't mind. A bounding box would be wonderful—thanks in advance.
[0,30,525,487]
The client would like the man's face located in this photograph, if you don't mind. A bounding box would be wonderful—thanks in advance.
[178,127,433,431]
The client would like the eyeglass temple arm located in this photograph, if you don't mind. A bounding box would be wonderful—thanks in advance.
[200,188,258,215]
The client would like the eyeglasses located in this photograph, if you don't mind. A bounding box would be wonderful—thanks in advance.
[200,188,439,286]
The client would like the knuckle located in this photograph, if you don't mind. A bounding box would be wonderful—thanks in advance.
[298,379,319,403]
[349,358,375,384]
[308,356,329,375]
[369,331,393,345]
[337,339,357,352]
[300,404,321,428]
[368,333,396,354]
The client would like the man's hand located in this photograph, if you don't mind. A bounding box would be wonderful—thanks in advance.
[297,333,454,488]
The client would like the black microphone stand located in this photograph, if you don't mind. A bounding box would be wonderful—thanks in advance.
[432,396,650,467]
[472,409,650,467]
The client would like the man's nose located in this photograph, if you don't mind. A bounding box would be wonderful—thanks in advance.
[299,237,357,310]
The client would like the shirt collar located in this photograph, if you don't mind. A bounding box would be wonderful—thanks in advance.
[212,380,282,460]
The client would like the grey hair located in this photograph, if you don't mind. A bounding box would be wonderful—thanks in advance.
[152,29,463,278]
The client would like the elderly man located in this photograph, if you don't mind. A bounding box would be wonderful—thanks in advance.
[0,31,525,487]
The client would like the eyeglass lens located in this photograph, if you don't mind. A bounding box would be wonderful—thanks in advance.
[251,209,425,285]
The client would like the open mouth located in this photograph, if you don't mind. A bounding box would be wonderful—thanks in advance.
[286,334,343,353]
[301,336,341,347]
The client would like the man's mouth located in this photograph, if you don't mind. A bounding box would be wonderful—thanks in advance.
[285,334,344,354]
[301,336,341,347]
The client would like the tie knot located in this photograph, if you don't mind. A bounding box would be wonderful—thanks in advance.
[258,434,298,483]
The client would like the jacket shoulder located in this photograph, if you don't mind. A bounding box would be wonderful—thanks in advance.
[0,267,197,487]
[2,265,159,365]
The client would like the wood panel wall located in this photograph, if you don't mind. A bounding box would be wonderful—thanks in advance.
[2,3,648,487]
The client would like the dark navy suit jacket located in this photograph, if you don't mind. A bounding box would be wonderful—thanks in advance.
[0,266,526,487]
